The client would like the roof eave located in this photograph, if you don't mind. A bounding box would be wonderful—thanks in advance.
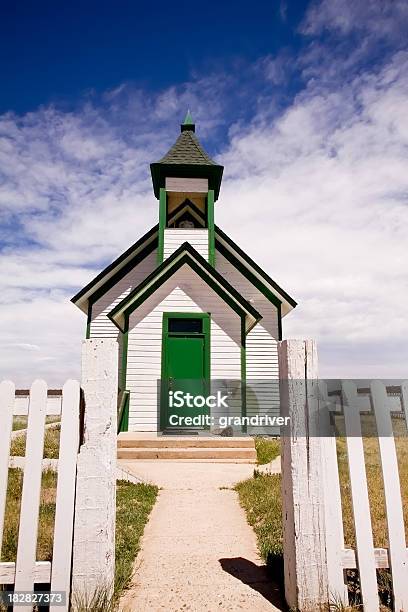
[150,163,223,200]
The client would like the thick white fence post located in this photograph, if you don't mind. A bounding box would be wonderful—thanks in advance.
[71,339,118,604]
[278,339,329,611]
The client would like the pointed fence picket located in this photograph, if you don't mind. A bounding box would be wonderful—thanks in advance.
[50,380,80,612]
[319,381,349,605]
[342,381,379,612]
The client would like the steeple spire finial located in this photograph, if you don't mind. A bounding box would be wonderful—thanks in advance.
[181,110,195,132]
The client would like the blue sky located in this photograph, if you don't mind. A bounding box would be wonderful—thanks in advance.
[1,1,308,114]
[1,0,408,384]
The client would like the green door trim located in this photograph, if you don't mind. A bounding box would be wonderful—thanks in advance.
[160,312,211,430]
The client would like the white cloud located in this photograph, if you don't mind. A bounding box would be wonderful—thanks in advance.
[218,51,408,377]
[301,0,408,40]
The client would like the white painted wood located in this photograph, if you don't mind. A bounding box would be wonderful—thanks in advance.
[14,380,48,610]
[72,339,118,602]
[163,228,208,260]
[0,380,14,555]
[165,177,208,192]
[0,561,51,583]
[8,456,58,470]
[13,395,61,415]
[319,381,349,604]
[370,380,408,610]
[342,547,408,570]
[342,380,379,612]
[50,379,80,612]
[127,266,241,431]
[278,339,329,610]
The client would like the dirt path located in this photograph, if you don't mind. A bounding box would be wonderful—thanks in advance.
[119,461,284,612]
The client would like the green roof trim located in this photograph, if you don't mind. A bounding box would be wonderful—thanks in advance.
[108,242,262,334]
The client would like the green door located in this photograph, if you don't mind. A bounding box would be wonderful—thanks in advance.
[161,314,210,430]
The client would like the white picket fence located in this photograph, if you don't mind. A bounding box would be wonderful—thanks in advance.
[0,380,79,612]
[0,339,118,611]
[279,339,408,612]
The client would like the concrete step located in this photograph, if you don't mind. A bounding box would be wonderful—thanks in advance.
[117,433,255,449]
[117,447,257,461]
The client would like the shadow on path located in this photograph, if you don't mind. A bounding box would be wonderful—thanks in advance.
[219,556,286,610]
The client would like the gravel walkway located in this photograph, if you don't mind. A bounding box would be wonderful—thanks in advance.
[119,461,284,612]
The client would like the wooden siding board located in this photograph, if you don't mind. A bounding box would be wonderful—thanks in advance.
[164,229,208,260]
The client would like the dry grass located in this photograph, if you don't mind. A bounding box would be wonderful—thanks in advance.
[1,468,57,562]
[336,416,408,548]
[10,425,60,459]
[12,416,60,432]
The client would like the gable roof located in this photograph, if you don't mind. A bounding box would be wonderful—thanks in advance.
[71,220,297,318]
[108,242,262,334]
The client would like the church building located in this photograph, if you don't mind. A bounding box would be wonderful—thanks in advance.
[71,113,297,434]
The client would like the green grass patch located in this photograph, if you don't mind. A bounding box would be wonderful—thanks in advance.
[114,480,158,595]
[235,472,282,562]
[254,437,280,465]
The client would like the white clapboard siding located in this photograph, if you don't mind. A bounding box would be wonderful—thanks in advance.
[14,380,48,610]
[165,177,208,192]
[50,380,80,612]
[0,381,14,552]
[90,249,157,338]
[163,228,208,260]
[127,265,241,431]
[370,380,408,610]
[342,381,379,611]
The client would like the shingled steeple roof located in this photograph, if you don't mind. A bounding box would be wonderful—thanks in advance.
[150,113,224,200]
